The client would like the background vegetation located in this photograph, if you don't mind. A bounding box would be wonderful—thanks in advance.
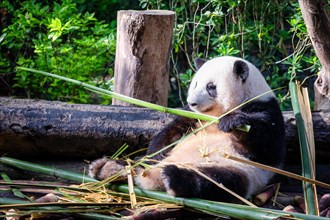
[0,0,320,109]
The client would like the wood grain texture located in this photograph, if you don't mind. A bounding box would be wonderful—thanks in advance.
[0,97,330,163]
[113,10,175,106]
[298,0,330,110]
[0,97,174,159]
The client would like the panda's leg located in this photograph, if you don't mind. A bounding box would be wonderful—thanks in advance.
[134,166,165,191]
[162,165,249,202]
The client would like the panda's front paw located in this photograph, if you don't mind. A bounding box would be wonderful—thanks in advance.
[218,113,249,132]
[89,157,126,180]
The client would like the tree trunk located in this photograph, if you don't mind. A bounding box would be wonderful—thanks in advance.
[298,0,330,110]
[113,10,175,106]
[1,98,330,163]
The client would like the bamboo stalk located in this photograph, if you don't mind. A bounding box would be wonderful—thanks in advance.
[0,198,121,220]
[125,165,137,208]
[223,154,330,189]
[253,184,278,206]
[289,81,319,215]
[16,67,218,122]
[0,201,129,209]
[1,157,329,220]
[0,156,97,183]
[18,66,287,133]
[113,184,328,220]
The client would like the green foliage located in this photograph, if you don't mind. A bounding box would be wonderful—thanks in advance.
[140,0,320,110]
[0,0,116,103]
[75,0,140,26]
[0,0,321,108]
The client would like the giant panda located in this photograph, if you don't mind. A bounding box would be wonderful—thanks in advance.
[89,56,286,202]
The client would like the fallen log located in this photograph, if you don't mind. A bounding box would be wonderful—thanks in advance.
[0,97,329,163]
[282,110,330,163]
[0,97,174,159]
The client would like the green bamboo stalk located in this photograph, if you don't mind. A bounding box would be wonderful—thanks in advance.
[0,156,328,220]
[16,67,285,133]
[0,156,97,183]
[0,197,31,205]
[113,184,327,220]
[0,198,121,220]
[0,201,129,209]
[0,181,91,190]
[16,66,267,132]
[289,81,317,215]
[16,67,217,122]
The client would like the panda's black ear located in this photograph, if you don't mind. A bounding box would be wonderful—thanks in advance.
[233,60,249,82]
[194,58,207,70]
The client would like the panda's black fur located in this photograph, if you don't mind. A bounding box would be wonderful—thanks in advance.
[89,56,286,203]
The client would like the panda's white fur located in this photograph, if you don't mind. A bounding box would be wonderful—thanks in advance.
[89,56,286,202]
[187,56,274,116]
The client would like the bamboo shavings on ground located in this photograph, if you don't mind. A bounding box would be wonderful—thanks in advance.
[0,157,184,219]
[2,157,330,219]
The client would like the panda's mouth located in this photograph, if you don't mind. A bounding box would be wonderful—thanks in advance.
[188,98,221,116]
[202,106,214,113]
[193,104,223,117]
[192,104,213,114]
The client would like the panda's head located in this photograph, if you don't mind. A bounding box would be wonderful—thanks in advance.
[187,56,274,116]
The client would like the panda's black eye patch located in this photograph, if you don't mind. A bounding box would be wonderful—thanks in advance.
[206,82,217,97]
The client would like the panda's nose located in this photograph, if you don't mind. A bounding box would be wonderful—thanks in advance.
[189,102,198,107]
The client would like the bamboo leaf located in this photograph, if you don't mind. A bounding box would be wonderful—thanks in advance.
[111,143,129,159]
[1,172,32,201]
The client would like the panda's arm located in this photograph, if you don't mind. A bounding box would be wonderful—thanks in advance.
[218,98,286,166]
[218,98,280,133]
[146,111,196,161]
[218,110,269,132]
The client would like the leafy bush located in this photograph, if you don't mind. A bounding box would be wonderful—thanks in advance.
[140,0,320,110]
[0,0,116,103]
[1,0,320,109]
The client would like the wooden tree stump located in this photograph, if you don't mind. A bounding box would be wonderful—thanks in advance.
[113,10,175,106]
